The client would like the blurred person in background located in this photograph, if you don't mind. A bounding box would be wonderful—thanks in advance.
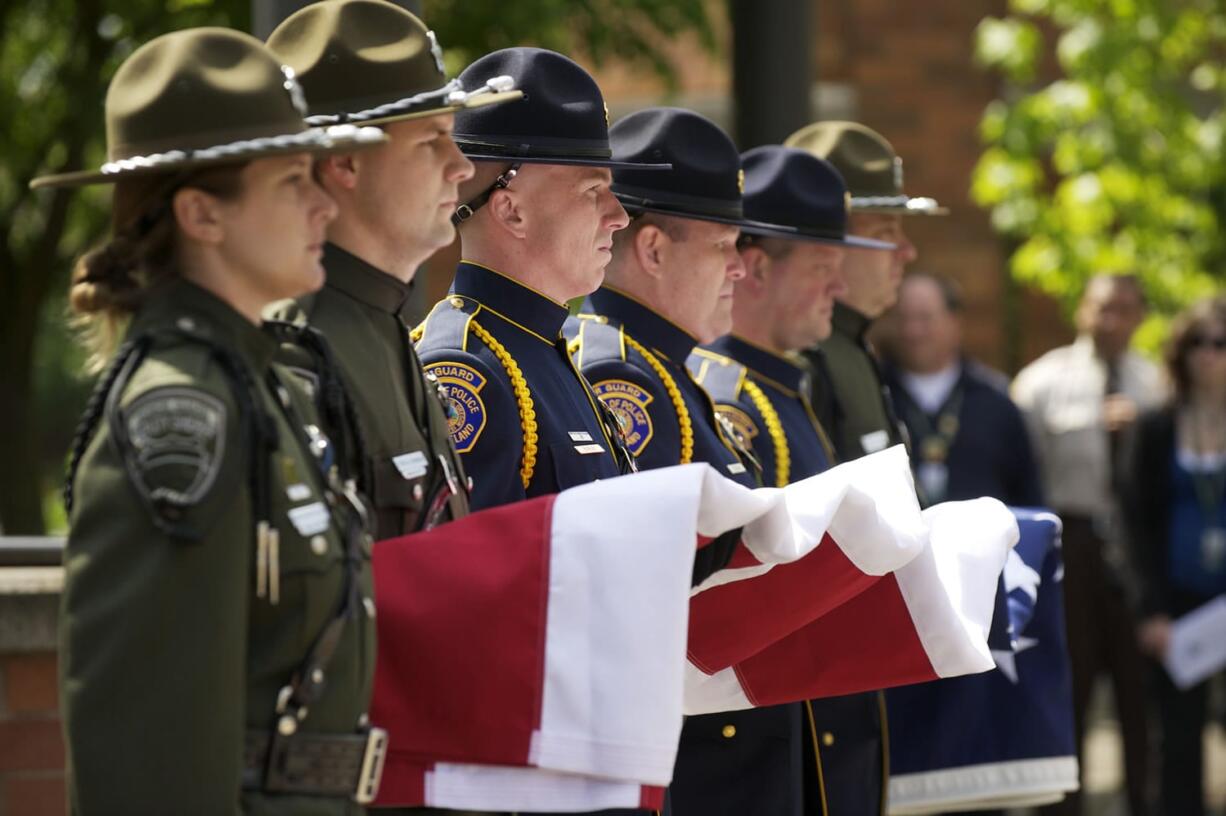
[884,271,1043,507]
[1124,296,1226,816]
[1012,274,1164,816]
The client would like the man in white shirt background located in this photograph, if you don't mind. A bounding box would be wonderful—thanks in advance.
[1012,274,1166,816]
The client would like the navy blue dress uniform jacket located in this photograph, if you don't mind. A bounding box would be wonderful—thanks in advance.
[882,360,1044,508]
[414,262,624,511]
[566,286,757,584]
[694,335,887,816]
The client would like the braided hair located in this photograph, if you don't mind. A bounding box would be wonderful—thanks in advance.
[68,165,246,372]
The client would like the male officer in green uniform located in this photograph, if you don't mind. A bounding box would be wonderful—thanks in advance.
[781,122,947,814]
[784,122,945,461]
[266,0,521,537]
[691,146,895,816]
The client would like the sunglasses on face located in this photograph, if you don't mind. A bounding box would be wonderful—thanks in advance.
[1188,334,1226,351]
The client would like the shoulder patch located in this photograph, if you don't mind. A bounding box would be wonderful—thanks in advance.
[592,379,654,456]
[716,404,759,447]
[122,386,227,508]
[425,361,488,453]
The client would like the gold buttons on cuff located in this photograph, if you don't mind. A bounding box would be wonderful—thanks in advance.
[310,535,328,555]
[721,725,736,739]
[821,731,835,747]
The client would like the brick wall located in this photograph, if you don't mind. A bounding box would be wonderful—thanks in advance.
[0,654,65,816]
[817,0,1073,371]
[0,570,66,816]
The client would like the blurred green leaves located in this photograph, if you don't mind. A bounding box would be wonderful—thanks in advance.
[973,0,1226,347]
[425,0,716,92]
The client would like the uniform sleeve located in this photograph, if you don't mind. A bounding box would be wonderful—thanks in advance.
[419,348,525,511]
[582,357,679,472]
[60,367,250,814]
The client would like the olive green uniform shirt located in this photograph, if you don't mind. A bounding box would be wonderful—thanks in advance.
[805,302,905,462]
[272,243,468,539]
[61,280,374,815]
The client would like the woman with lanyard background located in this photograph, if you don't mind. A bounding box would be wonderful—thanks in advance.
[37,27,392,813]
[1125,295,1226,816]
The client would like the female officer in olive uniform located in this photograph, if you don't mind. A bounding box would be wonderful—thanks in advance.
[36,27,389,814]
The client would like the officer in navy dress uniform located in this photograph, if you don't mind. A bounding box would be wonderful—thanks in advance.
[692,146,897,816]
[566,108,807,816]
[413,48,664,515]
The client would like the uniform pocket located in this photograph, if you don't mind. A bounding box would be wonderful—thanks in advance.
[547,440,613,491]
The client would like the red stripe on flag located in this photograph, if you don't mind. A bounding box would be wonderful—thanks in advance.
[640,785,667,809]
[732,574,937,705]
[370,495,557,805]
[688,533,879,673]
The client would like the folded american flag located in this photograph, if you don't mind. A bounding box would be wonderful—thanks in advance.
[886,509,1078,814]
[369,446,1018,811]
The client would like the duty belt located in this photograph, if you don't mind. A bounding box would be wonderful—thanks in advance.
[243,727,388,804]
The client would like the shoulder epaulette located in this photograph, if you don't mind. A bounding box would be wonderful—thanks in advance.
[412,295,479,351]
[570,314,625,368]
[687,348,748,405]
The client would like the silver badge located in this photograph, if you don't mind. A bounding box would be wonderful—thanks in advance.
[426,31,446,75]
[281,65,309,117]
[893,156,904,192]
[124,387,226,507]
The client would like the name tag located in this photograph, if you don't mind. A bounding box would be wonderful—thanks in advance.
[285,483,312,502]
[727,462,747,475]
[287,501,331,536]
[860,430,890,453]
[569,431,594,442]
[392,450,430,480]
[574,444,606,455]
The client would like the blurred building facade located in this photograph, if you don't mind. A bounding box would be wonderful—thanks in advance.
[418,0,1073,374]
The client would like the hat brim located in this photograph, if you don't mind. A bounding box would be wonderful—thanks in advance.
[312,89,525,129]
[850,194,949,216]
[460,151,671,171]
[618,198,779,231]
[739,220,896,250]
[30,124,388,190]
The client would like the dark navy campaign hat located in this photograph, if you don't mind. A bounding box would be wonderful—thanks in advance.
[738,146,895,250]
[453,48,668,171]
[610,107,755,227]
[451,48,669,224]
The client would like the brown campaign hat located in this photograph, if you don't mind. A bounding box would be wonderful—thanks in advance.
[784,121,948,216]
[266,0,521,128]
[30,27,386,190]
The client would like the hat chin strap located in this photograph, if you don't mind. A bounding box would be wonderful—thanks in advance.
[452,163,520,226]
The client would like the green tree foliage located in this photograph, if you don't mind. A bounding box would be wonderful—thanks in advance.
[426,0,716,91]
[1,0,714,534]
[972,0,1226,349]
[1,0,250,534]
